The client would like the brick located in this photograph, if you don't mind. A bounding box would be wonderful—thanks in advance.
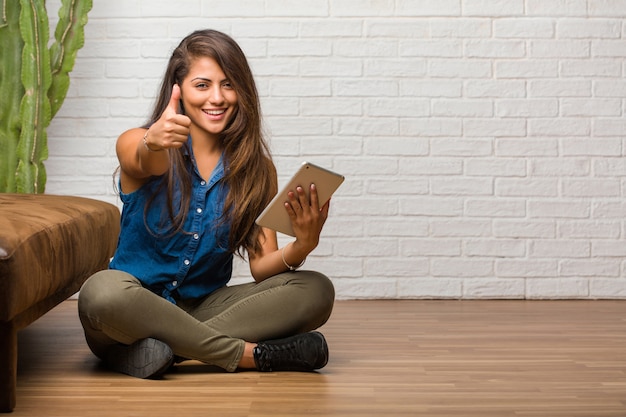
[400,79,463,98]
[593,202,626,218]
[430,220,492,237]
[528,200,590,218]
[401,239,461,256]
[464,239,526,257]
[493,220,556,238]
[431,258,493,277]
[399,158,464,175]
[530,158,590,176]
[367,20,430,37]
[590,279,626,298]
[432,99,493,117]
[199,0,264,16]
[300,58,363,77]
[496,99,558,118]
[496,60,558,78]
[588,0,626,17]
[365,258,430,277]
[494,18,555,38]
[560,260,620,277]
[530,40,590,58]
[560,59,622,77]
[464,119,526,137]
[530,240,590,258]
[400,40,463,58]
[562,179,621,198]
[300,20,363,37]
[528,119,590,137]
[465,199,526,218]
[368,179,429,195]
[400,197,464,216]
[558,220,621,238]
[465,158,527,177]
[400,119,463,137]
[397,0,462,16]
[430,18,492,38]
[526,278,589,299]
[432,177,493,196]
[397,278,463,298]
[431,139,493,156]
[528,80,592,97]
[429,59,492,78]
[266,0,329,16]
[464,40,526,58]
[366,98,429,117]
[557,18,622,38]
[592,241,626,256]
[465,80,526,98]
[462,0,524,16]
[331,0,395,16]
[561,98,622,116]
[365,138,429,156]
[561,139,622,157]
[463,278,525,298]
[497,259,558,277]
[366,219,429,237]
[526,0,587,16]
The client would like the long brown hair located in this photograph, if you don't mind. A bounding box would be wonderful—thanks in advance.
[145,29,276,257]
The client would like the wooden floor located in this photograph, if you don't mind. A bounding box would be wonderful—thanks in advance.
[11,299,626,416]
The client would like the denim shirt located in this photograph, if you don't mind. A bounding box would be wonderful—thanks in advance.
[109,146,233,304]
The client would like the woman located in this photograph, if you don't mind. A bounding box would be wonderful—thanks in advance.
[78,29,335,379]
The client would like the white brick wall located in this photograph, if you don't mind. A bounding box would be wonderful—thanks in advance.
[45,0,626,299]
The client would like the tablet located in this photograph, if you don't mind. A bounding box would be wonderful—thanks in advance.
[255,161,345,236]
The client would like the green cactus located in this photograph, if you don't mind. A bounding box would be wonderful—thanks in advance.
[0,0,92,193]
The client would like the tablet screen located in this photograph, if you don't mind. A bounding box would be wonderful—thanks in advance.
[255,162,345,236]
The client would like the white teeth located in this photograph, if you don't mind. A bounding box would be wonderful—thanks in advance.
[204,109,225,116]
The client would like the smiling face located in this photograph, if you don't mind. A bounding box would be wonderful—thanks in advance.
[179,56,238,141]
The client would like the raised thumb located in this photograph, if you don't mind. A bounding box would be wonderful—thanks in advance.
[168,84,181,113]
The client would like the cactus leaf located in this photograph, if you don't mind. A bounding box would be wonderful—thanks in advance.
[0,0,24,192]
[17,0,52,193]
[49,0,92,118]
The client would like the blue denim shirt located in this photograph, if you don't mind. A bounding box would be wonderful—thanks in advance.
[109,147,233,304]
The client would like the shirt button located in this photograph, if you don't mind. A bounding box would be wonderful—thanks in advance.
[201,181,206,186]
[172,281,178,287]
[184,259,190,266]
[196,208,203,214]
[193,233,199,240]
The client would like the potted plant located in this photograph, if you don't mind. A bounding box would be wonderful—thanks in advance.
[0,0,92,193]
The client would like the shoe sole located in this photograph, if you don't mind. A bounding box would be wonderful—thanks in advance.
[106,338,174,379]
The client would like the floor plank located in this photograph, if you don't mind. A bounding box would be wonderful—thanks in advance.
[12,300,626,416]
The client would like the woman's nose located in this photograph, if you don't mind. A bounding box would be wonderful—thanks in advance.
[209,86,224,104]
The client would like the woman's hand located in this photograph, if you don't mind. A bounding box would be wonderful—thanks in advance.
[143,84,191,151]
[284,183,330,254]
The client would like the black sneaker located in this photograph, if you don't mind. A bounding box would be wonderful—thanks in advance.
[253,331,329,372]
[105,338,174,379]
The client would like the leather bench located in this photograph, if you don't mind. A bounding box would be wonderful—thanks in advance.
[0,194,120,412]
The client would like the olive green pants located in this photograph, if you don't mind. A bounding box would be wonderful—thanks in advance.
[77,269,335,372]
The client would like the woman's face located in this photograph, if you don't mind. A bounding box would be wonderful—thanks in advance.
[179,56,238,139]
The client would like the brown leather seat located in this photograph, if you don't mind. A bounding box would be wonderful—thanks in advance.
[0,194,120,412]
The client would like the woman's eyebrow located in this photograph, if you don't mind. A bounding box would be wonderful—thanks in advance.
[191,77,230,83]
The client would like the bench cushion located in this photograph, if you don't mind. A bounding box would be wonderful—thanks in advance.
[0,194,120,323]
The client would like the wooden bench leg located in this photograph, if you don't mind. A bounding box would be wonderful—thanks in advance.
[0,321,17,412]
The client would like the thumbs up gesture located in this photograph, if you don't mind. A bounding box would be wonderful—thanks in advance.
[145,84,191,150]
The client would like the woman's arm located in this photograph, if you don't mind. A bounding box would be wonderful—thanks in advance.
[249,184,330,281]
[116,85,191,193]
